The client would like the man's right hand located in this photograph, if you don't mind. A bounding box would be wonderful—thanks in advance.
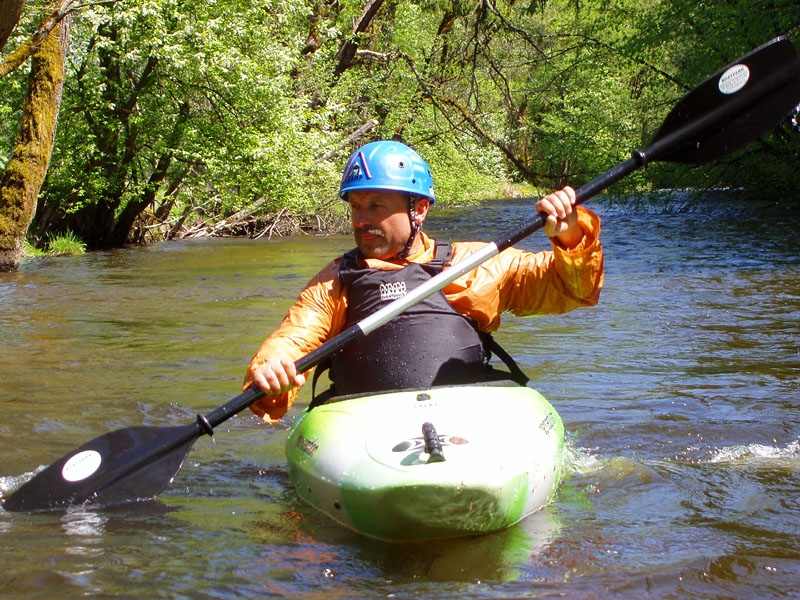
[251,356,306,395]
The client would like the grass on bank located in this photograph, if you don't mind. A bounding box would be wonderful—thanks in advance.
[24,230,87,258]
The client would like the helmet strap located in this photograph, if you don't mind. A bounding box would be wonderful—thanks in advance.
[400,194,421,259]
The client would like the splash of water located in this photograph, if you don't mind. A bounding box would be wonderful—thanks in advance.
[707,438,800,464]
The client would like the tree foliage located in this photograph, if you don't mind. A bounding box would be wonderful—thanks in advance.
[34,0,344,247]
[1,0,798,254]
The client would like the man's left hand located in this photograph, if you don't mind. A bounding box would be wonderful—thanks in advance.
[537,186,582,249]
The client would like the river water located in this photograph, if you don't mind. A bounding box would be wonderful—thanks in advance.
[1,196,799,598]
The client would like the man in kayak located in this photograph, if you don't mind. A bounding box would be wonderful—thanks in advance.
[244,140,603,422]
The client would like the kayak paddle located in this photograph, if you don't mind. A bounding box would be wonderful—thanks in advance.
[4,36,800,513]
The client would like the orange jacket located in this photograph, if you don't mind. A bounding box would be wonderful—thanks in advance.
[245,206,603,421]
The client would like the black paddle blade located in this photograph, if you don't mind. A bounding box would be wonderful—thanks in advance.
[651,36,800,164]
[2,424,201,513]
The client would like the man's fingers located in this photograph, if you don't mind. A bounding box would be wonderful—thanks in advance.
[253,358,305,394]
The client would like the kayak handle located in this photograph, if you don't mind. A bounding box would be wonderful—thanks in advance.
[422,422,445,463]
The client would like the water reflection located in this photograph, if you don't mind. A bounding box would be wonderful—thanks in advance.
[240,505,562,596]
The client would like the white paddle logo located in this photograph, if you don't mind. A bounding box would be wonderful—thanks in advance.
[718,64,750,94]
[62,450,102,482]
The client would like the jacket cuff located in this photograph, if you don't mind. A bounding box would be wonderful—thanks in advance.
[551,206,600,256]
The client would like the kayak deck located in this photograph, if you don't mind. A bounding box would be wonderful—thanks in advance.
[285,382,565,541]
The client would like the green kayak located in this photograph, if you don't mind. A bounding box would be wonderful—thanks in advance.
[285,381,564,541]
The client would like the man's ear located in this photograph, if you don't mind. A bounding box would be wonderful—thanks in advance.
[413,198,430,225]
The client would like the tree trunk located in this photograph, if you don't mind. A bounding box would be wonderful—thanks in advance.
[109,100,190,247]
[0,0,77,80]
[333,0,385,78]
[0,16,70,271]
[0,0,26,53]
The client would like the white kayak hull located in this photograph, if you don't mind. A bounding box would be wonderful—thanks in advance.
[285,382,564,541]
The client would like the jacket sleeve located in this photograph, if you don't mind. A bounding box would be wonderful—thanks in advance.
[243,261,346,422]
[514,205,604,314]
[445,206,603,332]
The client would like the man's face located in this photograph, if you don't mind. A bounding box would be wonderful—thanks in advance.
[348,189,414,259]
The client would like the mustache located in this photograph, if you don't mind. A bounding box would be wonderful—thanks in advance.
[354,227,385,238]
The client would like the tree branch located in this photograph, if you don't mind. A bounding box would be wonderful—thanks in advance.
[0,0,80,80]
[333,0,386,78]
[0,0,26,54]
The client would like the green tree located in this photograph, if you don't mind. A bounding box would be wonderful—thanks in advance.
[34,0,349,249]
[5,0,799,260]
[317,0,663,194]
[325,0,799,199]
[0,0,73,271]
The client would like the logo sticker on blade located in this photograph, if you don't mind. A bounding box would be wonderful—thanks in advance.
[718,64,750,95]
[61,450,102,482]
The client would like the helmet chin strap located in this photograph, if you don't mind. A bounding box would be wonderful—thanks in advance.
[400,194,421,259]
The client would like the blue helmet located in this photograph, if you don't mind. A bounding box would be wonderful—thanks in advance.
[339,141,435,204]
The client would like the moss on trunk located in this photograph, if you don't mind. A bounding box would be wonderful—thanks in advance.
[0,18,68,271]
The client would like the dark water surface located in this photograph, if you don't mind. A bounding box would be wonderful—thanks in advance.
[1,197,799,598]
